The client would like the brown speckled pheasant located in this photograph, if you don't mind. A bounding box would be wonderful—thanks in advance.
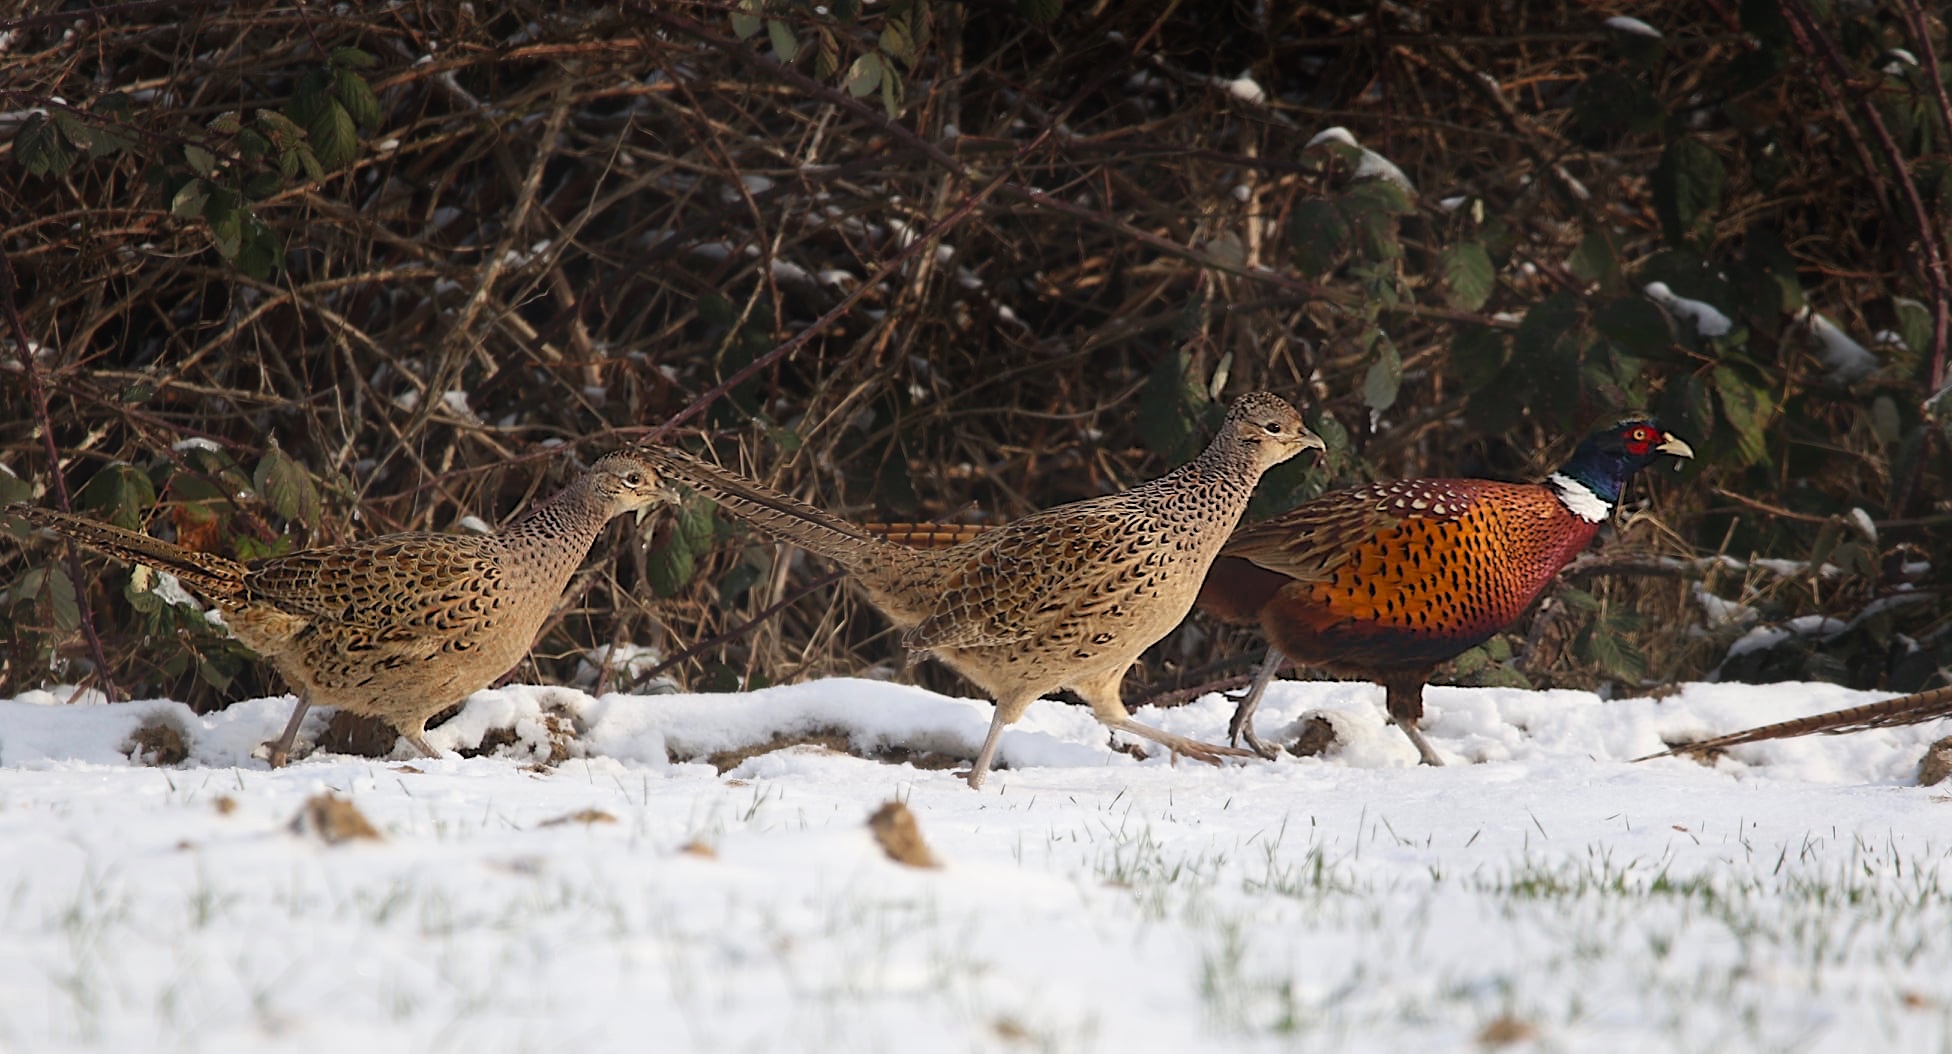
[1635,685,1952,762]
[7,452,675,766]
[644,392,1324,789]
[1199,419,1694,763]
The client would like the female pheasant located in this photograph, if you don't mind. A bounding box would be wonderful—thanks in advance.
[8,452,676,766]
[1197,419,1694,763]
[643,392,1323,789]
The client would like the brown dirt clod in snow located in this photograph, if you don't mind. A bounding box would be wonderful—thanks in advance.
[290,793,383,844]
[867,800,940,869]
[1919,736,1952,787]
[1287,715,1341,758]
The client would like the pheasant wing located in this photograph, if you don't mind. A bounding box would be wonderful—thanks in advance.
[245,534,506,634]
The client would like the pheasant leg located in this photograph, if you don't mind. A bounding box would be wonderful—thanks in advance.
[267,693,313,768]
[1394,718,1446,766]
[400,729,441,760]
[959,706,1012,790]
[1227,649,1287,760]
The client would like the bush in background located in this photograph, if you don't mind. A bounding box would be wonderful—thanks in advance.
[1,0,1946,714]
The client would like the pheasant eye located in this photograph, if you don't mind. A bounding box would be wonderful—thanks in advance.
[1263,422,1282,434]
[625,472,644,487]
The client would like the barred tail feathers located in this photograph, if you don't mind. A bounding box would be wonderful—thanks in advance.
[8,505,247,598]
[1635,685,1952,761]
[638,449,893,575]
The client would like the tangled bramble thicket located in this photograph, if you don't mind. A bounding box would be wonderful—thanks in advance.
[1,0,1947,720]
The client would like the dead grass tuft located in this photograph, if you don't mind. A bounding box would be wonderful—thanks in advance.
[125,716,189,766]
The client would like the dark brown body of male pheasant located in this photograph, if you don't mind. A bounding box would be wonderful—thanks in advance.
[644,392,1324,789]
[1198,420,1695,763]
[7,452,675,766]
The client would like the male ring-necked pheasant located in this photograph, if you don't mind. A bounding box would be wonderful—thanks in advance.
[642,392,1324,789]
[6,451,676,766]
[1197,419,1694,763]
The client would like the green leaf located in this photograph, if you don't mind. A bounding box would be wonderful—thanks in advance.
[50,109,96,153]
[1344,179,1414,216]
[731,10,763,39]
[1657,372,1716,451]
[234,216,282,280]
[1450,325,1508,392]
[256,109,305,143]
[880,19,913,66]
[334,68,383,129]
[237,128,272,161]
[243,171,283,199]
[171,178,210,218]
[1137,350,1208,463]
[1019,0,1061,25]
[1895,298,1932,359]
[1557,586,1601,614]
[1289,198,1348,277]
[647,499,718,598]
[843,53,882,98]
[1511,293,1584,428]
[296,145,326,183]
[1594,297,1674,358]
[307,99,358,169]
[16,112,76,178]
[253,444,321,527]
[1712,365,1773,466]
[815,29,841,79]
[210,207,244,258]
[1361,337,1402,412]
[880,64,904,118]
[1568,230,1624,294]
[1571,70,1660,146]
[1653,137,1724,248]
[0,472,31,508]
[330,46,379,69]
[21,566,82,633]
[77,462,158,530]
[767,19,798,62]
[1438,241,1494,310]
[1578,619,1647,681]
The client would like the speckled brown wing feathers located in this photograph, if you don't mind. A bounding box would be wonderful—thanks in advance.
[901,505,1177,654]
[243,535,507,632]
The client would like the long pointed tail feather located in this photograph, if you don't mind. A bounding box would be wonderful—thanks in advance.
[862,521,995,549]
[7,504,247,599]
[1635,685,1952,761]
[635,447,891,575]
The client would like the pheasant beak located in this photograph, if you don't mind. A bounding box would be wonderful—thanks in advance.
[1298,428,1328,454]
[1656,432,1695,461]
[636,486,682,524]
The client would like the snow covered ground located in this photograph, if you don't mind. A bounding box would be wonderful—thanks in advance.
[2,676,1950,1053]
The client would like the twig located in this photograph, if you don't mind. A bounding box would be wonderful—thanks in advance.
[1897,0,1952,398]
[638,0,1192,438]
[1781,0,1950,410]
